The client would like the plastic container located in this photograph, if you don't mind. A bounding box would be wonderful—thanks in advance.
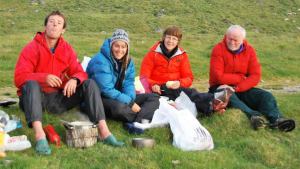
[4,121,22,133]
[4,134,31,151]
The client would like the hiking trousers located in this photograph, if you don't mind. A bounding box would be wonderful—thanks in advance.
[210,87,282,123]
[102,93,160,123]
[19,79,106,127]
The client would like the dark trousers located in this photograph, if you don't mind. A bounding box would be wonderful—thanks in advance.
[160,85,214,116]
[19,79,106,127]
[102,93,160,123]
[210,87,282,123]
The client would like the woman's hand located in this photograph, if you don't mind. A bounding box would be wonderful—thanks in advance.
[131,103,141,113]
[151,84,161,94]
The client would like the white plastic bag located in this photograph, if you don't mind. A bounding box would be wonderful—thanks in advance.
[133,97,170,130]
[168,107,214,151]
[133,92,196,130]
[159,94,214,151]
[174,92,197,117]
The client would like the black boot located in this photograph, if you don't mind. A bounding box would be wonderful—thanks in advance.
[270,118,295,132]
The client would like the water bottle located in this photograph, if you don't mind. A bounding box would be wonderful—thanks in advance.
[43,124,61,147]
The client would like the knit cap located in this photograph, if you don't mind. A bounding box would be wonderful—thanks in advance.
[110,29,129,47]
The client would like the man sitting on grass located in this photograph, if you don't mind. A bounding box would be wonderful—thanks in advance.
[14,11,124,155]
[209,25,295,132]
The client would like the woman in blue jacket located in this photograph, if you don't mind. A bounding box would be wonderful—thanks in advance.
[87,29,159,128]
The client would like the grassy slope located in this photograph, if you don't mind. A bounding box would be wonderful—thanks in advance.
[0,0,300,168]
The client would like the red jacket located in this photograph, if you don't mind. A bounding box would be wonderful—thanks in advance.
[140,41,193,88]
[14,32,87,95]
[209,37,261,92]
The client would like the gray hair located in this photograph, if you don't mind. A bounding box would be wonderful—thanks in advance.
[226,25,246,39]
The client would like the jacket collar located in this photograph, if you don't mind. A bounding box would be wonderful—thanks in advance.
[151,41,184,58]
[34,32,65,52]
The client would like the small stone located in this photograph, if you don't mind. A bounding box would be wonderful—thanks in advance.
[172,160,180,165]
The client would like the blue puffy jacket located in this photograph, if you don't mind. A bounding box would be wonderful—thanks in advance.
[87,39,136,104]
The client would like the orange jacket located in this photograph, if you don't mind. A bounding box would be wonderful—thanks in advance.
[209,37,261,92]
[140,41,193,88]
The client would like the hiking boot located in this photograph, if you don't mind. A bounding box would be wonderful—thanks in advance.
[269,118,295,132]
[123,122,144,134]
[250,116,267,130]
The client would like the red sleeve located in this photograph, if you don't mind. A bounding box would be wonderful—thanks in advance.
[235,48,261,92]
[210,46,245,86]
[14,43,49,89]
[179,53,193,87]
[140,51,163,87]
[66,45,87,84]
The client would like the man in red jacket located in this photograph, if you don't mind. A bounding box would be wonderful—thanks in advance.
[14,11,123,155]
[209,25,295,132]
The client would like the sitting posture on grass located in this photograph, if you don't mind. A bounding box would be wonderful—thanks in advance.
[140,26,231,116]
[87,29,159,134]
[209,25,295,132]
[14,11,124,155]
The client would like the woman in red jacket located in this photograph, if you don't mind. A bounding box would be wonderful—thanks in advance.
[140,26,231,116]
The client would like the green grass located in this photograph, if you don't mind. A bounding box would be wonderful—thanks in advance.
[0,0,300,168]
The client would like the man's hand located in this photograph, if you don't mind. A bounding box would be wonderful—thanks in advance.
[166,80,180,89]
[151,84,161,94]
[63,78,77,97]
[46,74,62,87]
[131,103,141,113]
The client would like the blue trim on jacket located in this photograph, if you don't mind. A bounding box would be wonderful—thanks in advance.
[86,39,136,104]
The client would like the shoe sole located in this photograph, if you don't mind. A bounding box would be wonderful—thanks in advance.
[278,119,295,132]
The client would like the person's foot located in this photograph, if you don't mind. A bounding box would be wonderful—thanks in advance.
[35,138,51,155]
[269,118,295,132]
[103,134,124,147]
[250,116,267,130]
[123,122,145,134]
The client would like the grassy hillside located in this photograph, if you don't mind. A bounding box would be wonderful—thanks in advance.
[0,0,300,168]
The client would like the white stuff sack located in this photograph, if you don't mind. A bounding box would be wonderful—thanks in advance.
[81,56,91,72]
[134,76,145,94]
